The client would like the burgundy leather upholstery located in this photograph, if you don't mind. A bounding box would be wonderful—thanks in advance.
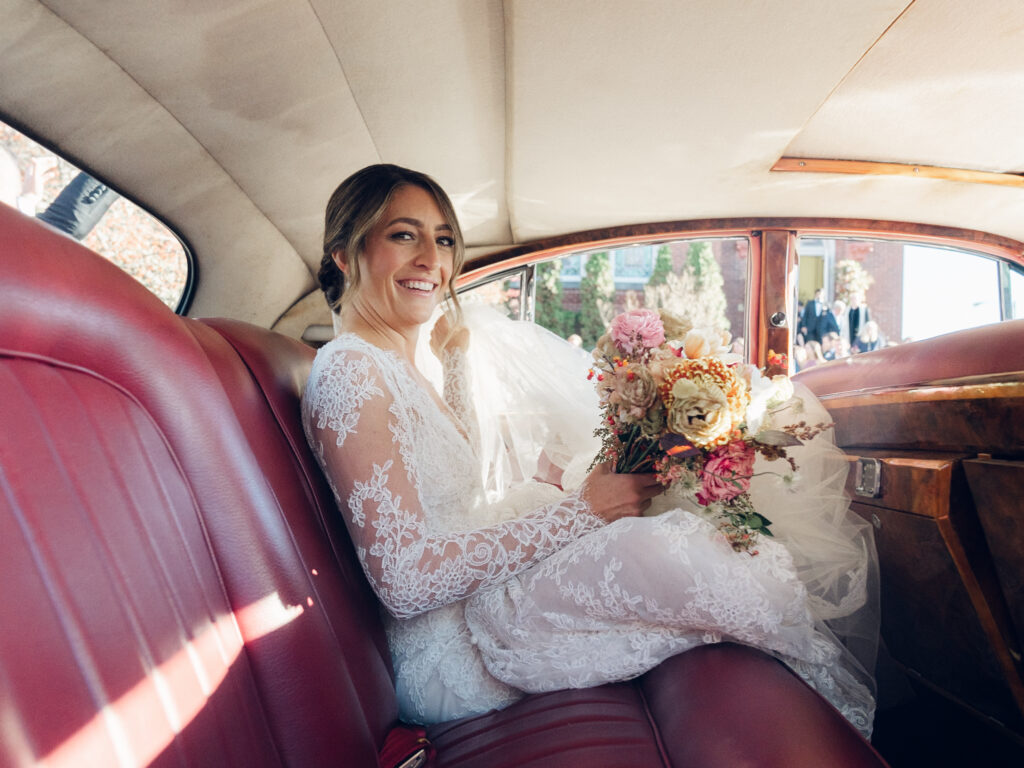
[796,318,1024,397]
[0,202,888,766]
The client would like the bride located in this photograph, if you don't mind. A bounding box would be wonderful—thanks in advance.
[301,164,879,736]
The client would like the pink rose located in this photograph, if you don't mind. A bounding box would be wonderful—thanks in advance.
[610,309,666,357]
[696,440,755,505]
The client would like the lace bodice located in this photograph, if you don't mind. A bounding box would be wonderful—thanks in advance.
[301,333,603,620]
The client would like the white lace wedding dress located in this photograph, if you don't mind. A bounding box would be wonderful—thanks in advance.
[301,321,878,737]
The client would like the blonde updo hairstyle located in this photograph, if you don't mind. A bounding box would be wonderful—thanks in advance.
[318,163,466,323]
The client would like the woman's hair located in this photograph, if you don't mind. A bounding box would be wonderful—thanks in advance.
[318,164,466,318]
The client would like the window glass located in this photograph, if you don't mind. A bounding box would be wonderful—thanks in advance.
[1010,265,1024,320]
[902,245,998,340]
[0,121,190,311]
[459,271,523,320]
[530,238,749,354]
[795,236,1012,370]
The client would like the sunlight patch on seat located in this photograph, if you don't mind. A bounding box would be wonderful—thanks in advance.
[41,592,305,767]
[235,591,307,639]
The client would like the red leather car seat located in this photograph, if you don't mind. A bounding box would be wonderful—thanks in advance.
[0,203,390,766]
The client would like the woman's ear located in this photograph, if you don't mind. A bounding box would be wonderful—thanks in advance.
[331,248,347,274]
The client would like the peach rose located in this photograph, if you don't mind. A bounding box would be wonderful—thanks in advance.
[683,329,717,359]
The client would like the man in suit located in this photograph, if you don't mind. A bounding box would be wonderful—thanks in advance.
[848,292,871,348]
[800,288,824,344]
[819,299,845,339]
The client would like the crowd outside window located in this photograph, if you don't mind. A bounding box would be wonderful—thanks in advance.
[792,292,891,372]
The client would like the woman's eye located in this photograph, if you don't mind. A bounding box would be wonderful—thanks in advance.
[438,236,455,248]
[390,231,414,242]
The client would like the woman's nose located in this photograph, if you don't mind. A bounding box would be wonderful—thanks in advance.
[415,240,440,269]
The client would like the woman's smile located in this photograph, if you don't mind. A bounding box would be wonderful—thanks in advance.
[397,278,439,296]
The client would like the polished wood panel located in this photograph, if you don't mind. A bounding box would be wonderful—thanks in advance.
[844,451,963,519]
[772,157,1024,189]
[824,382,1024,407]
[846,450,1022,697]
[823,387,1024,453]
[834,383,1024,732]
[965,459,1024,664]
[854,501,1024,730]
[759,230,793,376]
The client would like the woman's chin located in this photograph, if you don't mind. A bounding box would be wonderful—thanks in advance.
[400,308,439,329]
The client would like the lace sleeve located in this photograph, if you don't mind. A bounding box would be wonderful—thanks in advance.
[440,347,479,454]
[303,346,604,620]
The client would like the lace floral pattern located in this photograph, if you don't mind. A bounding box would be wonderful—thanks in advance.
[440,347,479,454]
[463,510,875,732]
[308,353,382,448]
[347,457,602,619]
[302,334,604,721]
[302,332,876,735]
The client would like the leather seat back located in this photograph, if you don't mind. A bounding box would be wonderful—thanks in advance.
[0,203,393,766]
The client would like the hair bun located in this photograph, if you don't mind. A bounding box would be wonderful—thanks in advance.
[317,253,345,313]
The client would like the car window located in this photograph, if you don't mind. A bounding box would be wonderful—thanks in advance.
[1009,263,1024,320]
[0,121,191,312]
[470,238,749,354]
[459,269,525,320]
[795,236,1023,369]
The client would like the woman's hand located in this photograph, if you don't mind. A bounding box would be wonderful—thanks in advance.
[581,462,663,523]
[430,314,469,359]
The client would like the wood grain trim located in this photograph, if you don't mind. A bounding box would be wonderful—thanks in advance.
[844,453,960,518]
[461,218,1024,280]
[938,512,1024,719]
[759,230,793,374]
[773,157,1024,189]
[828,398,1024,454]
[821,381,1024,410]
[849,452,1024,722]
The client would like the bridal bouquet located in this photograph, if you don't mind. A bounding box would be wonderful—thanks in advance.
[588,308,831,553]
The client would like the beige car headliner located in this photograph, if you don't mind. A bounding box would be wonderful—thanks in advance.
[3,0,1024,330]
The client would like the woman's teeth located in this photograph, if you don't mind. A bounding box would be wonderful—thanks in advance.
[400,280,435,292]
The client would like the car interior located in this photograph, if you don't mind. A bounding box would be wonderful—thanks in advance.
[3,2,1024,766]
